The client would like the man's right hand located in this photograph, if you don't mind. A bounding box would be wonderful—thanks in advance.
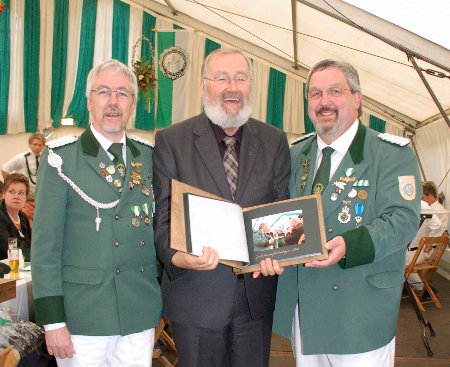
[171,247,220,270]
[45,327,74,359]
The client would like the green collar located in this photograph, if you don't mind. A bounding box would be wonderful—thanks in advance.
[80,128,140,158]
[348,123,366,164]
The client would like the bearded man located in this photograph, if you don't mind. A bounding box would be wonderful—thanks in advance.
[153,48,290,367]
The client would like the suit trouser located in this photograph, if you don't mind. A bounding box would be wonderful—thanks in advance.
[56,329,154,367]
[171,278,272,367]
[292,305,395,367]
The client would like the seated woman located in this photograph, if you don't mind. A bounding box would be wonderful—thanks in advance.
[0,173,32,261]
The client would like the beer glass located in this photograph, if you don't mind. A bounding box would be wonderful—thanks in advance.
[8,238,20,280]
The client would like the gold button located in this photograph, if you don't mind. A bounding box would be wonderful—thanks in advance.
[140,267,145,273]
[114,240,120,247]
[114,215,120,220]
[115,267,120,274]
[328,227,333,233]
[140,240,145,246]
[332,284,339,291]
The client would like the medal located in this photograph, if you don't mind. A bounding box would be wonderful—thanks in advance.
[313,183,324,194]
[358,190,368,200]
[355,203,364,226]
[99,162,106,169]
[348,188,357,198]
[114,179,122,188]
[106,175,113,182]
[338,200,352,224]
[331,192,338,201]
[141,185,150,196]
[131,206,141,227]
[301,159,310,174]
[106,165,116,175]
[142,203,151,226]
[99,170,107,177]
[354,180,369,187]
[116,163,126,176]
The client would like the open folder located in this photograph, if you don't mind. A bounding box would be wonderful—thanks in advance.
[170,179,328,274]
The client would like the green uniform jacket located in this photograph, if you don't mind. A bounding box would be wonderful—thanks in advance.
[273,124,421,354]
[31,128,162,336]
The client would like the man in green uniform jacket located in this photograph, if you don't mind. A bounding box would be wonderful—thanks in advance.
[263,59,421,367]
[31,60,162,366]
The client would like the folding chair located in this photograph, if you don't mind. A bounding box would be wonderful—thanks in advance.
[404,234,449,312]
[153,318,178,367]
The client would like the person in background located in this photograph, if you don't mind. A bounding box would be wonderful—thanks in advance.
[253,223,275,251]
[2,133,46,195]
[261,59,421,367]
[22,195,35,228]
[284,216,305,246]
[153,47,290,367]
[0,174,32,260]
[31,59,162,367]
[422,181,448,234]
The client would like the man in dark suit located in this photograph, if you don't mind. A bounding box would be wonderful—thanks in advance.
[153,48,290,367]
[32,59,162,366]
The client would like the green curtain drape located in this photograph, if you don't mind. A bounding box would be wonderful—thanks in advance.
[369,114,386,132]
[155,30,175,129]
[266,68,285,129]
[112,0,129,64]
[134,12,156,130]
[204,38,220,58]
[0,1,11,135]
[24,0,40,132]
[66,0,97,128]
[50,0,69,128]
[303,83,315,133]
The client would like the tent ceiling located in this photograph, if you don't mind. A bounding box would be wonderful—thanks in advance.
[128,0,450,130]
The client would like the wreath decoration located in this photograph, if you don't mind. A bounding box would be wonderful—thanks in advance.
[132,35,157,112]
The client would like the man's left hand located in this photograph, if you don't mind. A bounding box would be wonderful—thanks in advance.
[305,236,346,268]
[253,258,284,278]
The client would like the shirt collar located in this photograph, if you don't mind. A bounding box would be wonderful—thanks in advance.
[90,124,126,159]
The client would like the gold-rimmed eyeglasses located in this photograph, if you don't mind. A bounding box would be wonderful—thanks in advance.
[307,87,351,100]
[91,88,135,100]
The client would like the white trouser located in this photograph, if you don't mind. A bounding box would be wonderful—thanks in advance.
[405,249,434,290]
[56,329,155,367]
[292,305,395,367]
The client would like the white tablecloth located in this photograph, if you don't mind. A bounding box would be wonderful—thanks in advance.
[0,270,33,321]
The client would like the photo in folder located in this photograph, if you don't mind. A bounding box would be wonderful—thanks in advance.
[170,179,328,273]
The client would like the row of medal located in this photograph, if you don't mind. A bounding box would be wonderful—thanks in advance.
[99,162,126,191]
[131,204,152,227]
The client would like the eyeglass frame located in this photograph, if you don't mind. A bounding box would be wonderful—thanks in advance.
[90,87,135,100]
[306,86,352,100]
[202,73,252,87]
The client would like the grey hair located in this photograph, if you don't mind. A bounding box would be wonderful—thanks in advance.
[306,59,363,117]
[85,59,138,99]
[201,48,253,79]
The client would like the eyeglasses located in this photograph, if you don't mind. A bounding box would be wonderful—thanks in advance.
[307,87,351,100]
[91,88,135,100]
[203,74,251,87]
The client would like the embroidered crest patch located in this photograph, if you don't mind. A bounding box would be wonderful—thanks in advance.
[398,176,416,201]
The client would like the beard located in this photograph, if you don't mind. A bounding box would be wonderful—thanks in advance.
[311,106,342,137]
[202,91,252,129]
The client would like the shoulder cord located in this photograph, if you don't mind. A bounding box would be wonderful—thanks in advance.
[24,154,37,185]
[47,149,119,231]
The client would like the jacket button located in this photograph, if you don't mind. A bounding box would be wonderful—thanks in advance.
[114,215,120,220]
[115,267,121,274]
[140,240,145,246]
[140,267,145,272]
[114,240,120,247]
[332,284,339,291]
[328,227,333,233]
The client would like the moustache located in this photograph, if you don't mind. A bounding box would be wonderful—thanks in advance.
[103,107,122,116]
[316,107,337,115]
[221,91,243,102]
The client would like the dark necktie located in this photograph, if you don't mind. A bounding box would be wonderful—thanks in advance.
[223,136,239,200]
[312,146,334,194]
[108,143,124,166]
[35,156,39,170]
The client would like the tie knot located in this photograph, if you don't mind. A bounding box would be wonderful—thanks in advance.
[223,136,237,148]
[322,146,334,158]
[108,143,123,161]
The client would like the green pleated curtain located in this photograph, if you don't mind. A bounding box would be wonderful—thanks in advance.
[266,68,285,129]
[303,83,315,133]
[66,0,97,128]
[369,114,386,132]
[50,0,69,128]
[0,0,11,135]
[112,0,130,64]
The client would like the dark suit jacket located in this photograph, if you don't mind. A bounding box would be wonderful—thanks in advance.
[153,113,290,328]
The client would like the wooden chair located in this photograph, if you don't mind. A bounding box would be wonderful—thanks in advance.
[0,346,20,367]
[404,234,449,312]
[153,318,177,367]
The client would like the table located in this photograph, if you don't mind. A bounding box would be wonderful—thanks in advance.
[0,270,33,321]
